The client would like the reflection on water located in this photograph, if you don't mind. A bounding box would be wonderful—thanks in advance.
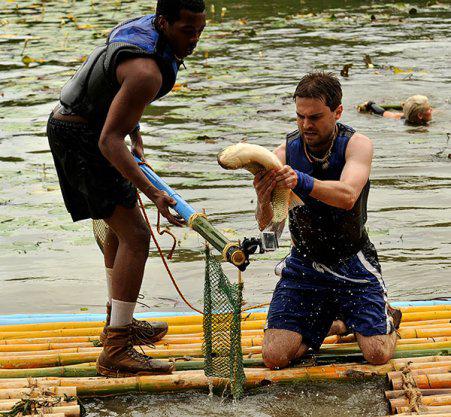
[0,0,450,414]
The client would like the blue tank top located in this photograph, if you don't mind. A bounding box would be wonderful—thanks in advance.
[286,122,371,265]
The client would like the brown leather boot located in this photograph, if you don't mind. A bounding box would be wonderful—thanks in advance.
[96,325,174,377]
[99,303,168,346]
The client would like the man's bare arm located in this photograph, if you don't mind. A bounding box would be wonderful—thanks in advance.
[308,133,373,210]
[99,57,162,196]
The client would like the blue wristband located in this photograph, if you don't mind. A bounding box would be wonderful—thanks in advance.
[131,123,140,134]
[293,170,314,198]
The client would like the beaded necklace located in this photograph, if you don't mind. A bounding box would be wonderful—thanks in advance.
[303,126,338,170]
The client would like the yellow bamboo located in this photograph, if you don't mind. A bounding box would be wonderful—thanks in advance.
[0,320,266,340]
[401,311,451,322]
[0,365,387,396]
[0,312,268,333]
[0,386,76,399]
[395,405,451,414]
[390,394,451,412]
[398,327,451,339]
[399,305,451,313]
[0,336,100,346]
[0,328,103,341]
[385,388,451,399]
[0,342,95,352]
[387,366,451,380]
[392,361,451,372]
[400,319,451,328]
[391,356,451,365]
[2,334,450,355]
[1,320,448,342]
[391,373,451,390]
[0,345,263,369]
[1,305,450,334]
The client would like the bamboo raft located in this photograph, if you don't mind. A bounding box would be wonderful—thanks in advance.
[0,302,449,417]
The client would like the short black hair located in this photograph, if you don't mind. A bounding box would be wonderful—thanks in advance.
[293,72,342,111]
[156,0,205,23]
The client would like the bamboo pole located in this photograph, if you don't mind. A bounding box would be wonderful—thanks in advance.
[391,361,451,372]
[0,337,100,346]
[398,328,451,339]
[387,365,451,380]
[0,345,263,369]
[321,341,451,355]
[0,312,269,333]
[0,304,449,334]
[391,373,451,390]
[0,386,76,399]
[22,414,66,417]
[0,342,96,353]
[385,388,451,399]
[0,398,78,407]
[1,335,450,356]
[1,358,449,396]
[389,394,451,412]
[395,405,451,414]
[400,319,451,328]
[399,306,451,313]
[0,322,448,343]
[392,356,451,366]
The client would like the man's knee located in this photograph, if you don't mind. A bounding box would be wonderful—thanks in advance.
[262,345,291,370]
[262,329,303,370]
[358,333,396,365]
[362,347,393,365]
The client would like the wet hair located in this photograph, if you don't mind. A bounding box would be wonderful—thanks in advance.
[293,72,342,111]
[156,0,205,24]
[402,95,430,124]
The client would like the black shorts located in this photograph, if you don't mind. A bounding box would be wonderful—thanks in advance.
[47,115,137,222]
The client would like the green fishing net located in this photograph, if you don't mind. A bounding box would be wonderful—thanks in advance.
[92,219,109,253]
[202,246,246,399]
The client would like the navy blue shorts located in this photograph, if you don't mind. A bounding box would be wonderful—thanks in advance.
[266,244,394,351]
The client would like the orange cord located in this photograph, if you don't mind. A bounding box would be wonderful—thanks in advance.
[137,193,203,315]
[137,160,270,315]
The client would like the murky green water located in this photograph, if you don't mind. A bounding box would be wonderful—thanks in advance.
[0,0,450,415]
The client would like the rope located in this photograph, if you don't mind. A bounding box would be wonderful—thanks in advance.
[400,362,423,413]
[136,193,203,315]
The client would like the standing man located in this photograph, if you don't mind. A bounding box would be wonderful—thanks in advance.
[254,72,398,369]
[47,0,206,376]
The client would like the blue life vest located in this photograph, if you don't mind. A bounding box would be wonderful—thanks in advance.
[286,122,371,265]
[60,14,180,126]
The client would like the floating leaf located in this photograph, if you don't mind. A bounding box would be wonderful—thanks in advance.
[22,55,46,66]
[76,24,95,30]
[392,66,413,74]
[172,83,189,92]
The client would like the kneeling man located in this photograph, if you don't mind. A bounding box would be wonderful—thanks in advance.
[254,72,398,369]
